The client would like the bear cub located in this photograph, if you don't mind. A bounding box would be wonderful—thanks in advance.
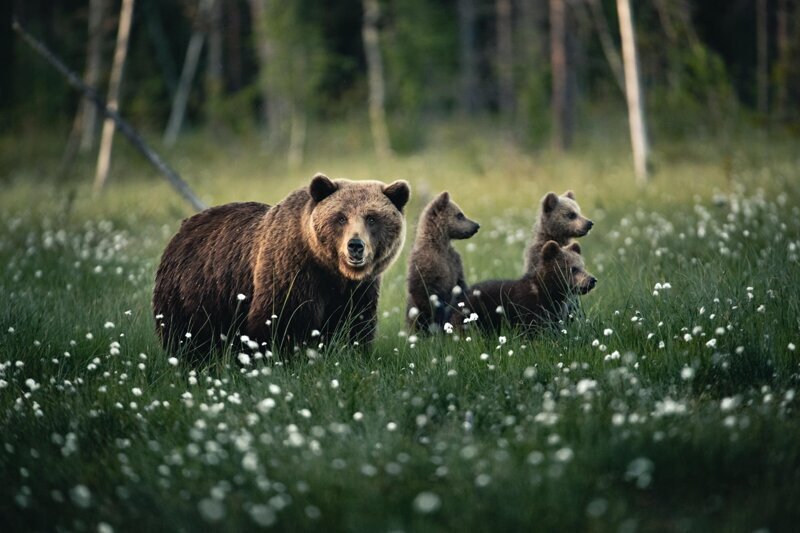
[153,173,410,359]
[458,241,596,333]
[407,191,480,332]
[523,191,593,274]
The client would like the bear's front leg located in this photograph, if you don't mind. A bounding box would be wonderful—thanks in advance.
[442,276,469,327]
[348,281,380,347]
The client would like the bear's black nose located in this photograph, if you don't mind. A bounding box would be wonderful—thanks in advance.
[587,220,594,228]
[588,277,597,289]
[348,238,365,259]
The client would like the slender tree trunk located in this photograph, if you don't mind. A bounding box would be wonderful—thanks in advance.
[0,1,13,107]
[94,0,135,193]
[515,0,546,136]
[496,0,514,115]
[163,0,215,146]
[287,103,306,169]
[653,0,677,42]
[616,0,649,184]
[362,0,392,158]
[13,17,206,211]
[61,0,109,176]
[143,0,178,98]
[550,0,572,150]
[517,0,546,70]
[206,0,224,129]
[80,0,108,151]
[775,0,789,117]
[566,10,578,139]
[225,0,243,91]
[458,0,480,114]
[654,0,699,46]
[756,0,768,115]
[249,0,284,140]
[585,0,625,93]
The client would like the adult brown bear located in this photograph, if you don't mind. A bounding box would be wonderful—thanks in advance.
[153,173,410,360]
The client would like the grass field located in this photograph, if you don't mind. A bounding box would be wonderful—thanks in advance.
[1,121,799,531]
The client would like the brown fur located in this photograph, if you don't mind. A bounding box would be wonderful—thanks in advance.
[406,192,480,332]
[153,173,410,359]
[523,191,593,274]
[457,241,596,334]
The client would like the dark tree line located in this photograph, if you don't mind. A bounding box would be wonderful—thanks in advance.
[4,0,799,153]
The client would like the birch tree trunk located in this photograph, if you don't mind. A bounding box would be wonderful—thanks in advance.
[458,0,480,114]
[80,0,108,151]
[616,0,649,184]
[362,0,392,158]
[550,0,572,150]
[59,0,108,178]
[496,0,514,116]
[94,0,135,193]
[756,0,768,115]
[163,0,215,146]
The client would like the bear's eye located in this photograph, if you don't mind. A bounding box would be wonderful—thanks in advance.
[366,215,377,226]
[337,215,347,226]
[571,267,579,274]
[456,212,465,220]
[567,212,577,220]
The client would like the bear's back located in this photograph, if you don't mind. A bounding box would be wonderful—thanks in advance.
[153,202,270,356]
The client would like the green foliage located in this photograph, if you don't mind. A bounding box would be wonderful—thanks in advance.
[649,43,740,138]
[381,0,459,152]
[258,0,329,118]
[383,0,458,112]
[515,69,552,147]
[0,127,799,530]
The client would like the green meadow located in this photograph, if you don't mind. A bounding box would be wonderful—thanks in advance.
[1,121,799,531]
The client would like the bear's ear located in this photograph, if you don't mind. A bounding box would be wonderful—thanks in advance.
[566,241,581,255]
[542,192,559,213]
[309,173,338,203]
[433,191,450,210]
[564,190,576,200]
[541,240,561,262]
[383,180,410,212]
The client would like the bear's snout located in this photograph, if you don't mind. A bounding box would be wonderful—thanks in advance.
[579,276,597,294]
[347,238,366,261]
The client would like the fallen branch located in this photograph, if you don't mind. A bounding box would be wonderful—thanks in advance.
[12,17,207,212]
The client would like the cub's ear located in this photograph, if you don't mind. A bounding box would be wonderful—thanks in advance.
[564,190,576,200]
[384,180,411,212]
[541,240,561,262]
[433,191,450,210]
[566,242,582,255]
[309,173,338,203]
[542,192,559,213]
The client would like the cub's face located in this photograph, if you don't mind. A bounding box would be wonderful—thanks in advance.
[427,191,480,240]
[541,191,593,240]
[539,241,597,295]
[307,174,410,281]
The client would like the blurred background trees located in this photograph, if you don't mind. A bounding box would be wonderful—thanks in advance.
[3,0,798,160]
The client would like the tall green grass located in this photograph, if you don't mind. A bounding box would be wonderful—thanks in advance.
[1,123,799,531]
